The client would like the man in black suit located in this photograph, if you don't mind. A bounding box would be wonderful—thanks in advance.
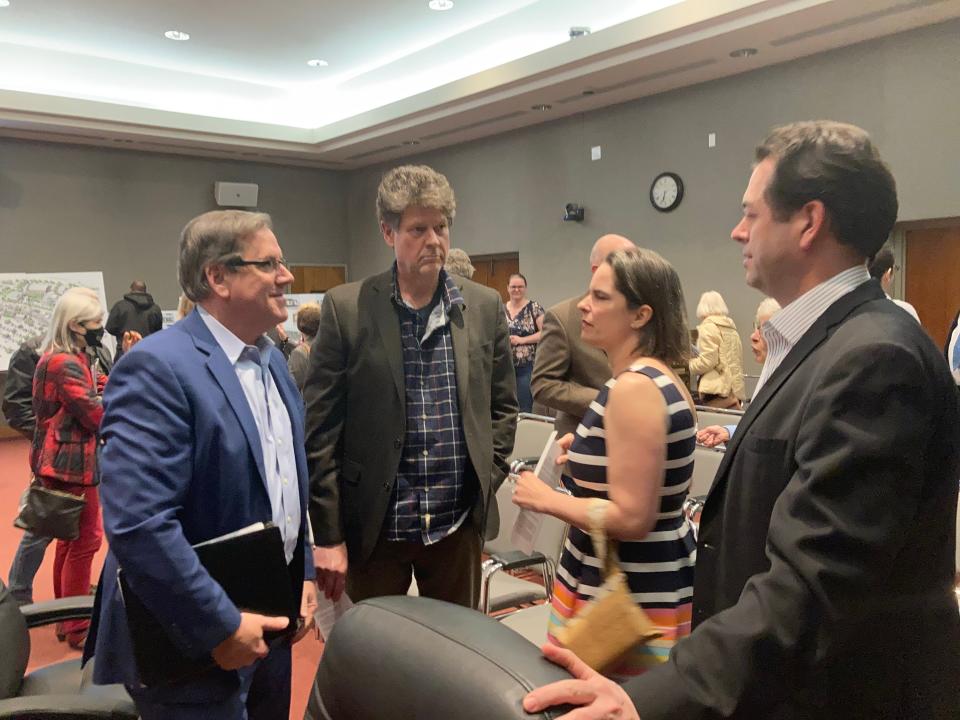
[524,121,960,719]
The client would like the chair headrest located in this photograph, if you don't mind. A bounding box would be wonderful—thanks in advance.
[308,595,576,720]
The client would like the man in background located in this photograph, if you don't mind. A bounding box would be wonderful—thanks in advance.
[867,247,920,322]
[531,234,635,436]
[105,280,162,361]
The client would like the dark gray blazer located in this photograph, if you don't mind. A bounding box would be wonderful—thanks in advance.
[304,269,518,566]
[627,279,960,719]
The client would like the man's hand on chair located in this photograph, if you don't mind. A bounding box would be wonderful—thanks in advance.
[523,644,641,719]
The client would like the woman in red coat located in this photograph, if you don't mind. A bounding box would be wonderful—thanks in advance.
[30,287,108,649]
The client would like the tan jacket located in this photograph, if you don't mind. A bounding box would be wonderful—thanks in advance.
[689,314,746,400]
[531,295,611,437]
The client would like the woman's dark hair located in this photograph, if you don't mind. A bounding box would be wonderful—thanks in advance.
[508,273,527,286]
[605,248,689,366]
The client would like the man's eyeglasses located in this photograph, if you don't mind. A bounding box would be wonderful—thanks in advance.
[223,256,290,273]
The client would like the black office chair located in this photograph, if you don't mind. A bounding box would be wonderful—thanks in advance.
[0,581,136,719]
[306,595,576,720]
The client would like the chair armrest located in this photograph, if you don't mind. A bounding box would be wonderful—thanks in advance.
[19,596,95,629]
[486,550,548,573]
[0,693,133,718]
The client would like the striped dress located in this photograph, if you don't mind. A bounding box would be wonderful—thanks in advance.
[547,362,697,678]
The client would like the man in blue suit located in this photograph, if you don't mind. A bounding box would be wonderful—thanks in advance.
[87,210,317,719]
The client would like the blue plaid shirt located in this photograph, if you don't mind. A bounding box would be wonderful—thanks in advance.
[386,267,473,544]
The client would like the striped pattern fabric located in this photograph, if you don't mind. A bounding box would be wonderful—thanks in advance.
[754,265,871,397]
[547,363,697,678]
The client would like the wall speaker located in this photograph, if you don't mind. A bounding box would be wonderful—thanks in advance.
[214,181,259,208]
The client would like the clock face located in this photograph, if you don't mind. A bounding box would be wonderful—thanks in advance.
[650,172,683,212]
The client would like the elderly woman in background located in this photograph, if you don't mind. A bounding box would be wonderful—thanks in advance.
[689,290,745,409]
[288,301,321,393]
[513,248,697,678]
[30,287,108,649]
[444,247,476,280]
[697,296,780,447]
[505,272,544,413]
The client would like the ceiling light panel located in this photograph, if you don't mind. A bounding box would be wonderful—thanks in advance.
[164,30,190,41]
[0,0,683,129]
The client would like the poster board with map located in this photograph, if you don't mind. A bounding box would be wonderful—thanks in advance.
[0,271,114,371]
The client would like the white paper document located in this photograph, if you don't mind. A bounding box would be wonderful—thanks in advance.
[314,592,354,642]
[510,431,562,554]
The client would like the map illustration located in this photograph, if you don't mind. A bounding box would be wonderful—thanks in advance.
[0,272,112,371]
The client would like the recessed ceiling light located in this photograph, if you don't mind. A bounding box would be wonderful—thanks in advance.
[307,59,329,68]
[0,1,10,7]
[729,47,758,58]
[428,0,454,10]
[531,104,552,111]
[164,30,190,41]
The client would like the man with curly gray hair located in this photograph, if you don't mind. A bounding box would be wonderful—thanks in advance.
[305,164,518,608]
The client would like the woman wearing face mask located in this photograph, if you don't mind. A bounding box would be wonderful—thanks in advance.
[29,287,109,649]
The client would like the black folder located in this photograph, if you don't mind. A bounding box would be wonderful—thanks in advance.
[118,523,299,687]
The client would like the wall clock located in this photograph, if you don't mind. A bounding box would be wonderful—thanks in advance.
[650,172,684,212]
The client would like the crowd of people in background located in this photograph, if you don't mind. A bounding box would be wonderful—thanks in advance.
[1,119,958,720]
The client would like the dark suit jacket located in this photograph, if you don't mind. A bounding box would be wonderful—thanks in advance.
[530,295,610,437]
[304,269,518,566]
[90,310,314,698]
[627,279,960,719]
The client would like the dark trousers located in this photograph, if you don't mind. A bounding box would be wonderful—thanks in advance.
[127,639,291,720]
[346,523,482,608]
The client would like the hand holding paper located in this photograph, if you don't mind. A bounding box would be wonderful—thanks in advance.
[510,431,564,553]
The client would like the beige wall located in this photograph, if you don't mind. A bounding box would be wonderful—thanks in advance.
[0,140,348,309]
[344,19,960,374]
[0,20,957,374]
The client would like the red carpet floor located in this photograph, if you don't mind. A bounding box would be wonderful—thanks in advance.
[0,437,322,719]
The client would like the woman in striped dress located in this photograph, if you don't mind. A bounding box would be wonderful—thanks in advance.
[513,247,696,678]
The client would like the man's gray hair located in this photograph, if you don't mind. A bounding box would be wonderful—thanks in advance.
[376,165,456,230]
[178,210,272,302]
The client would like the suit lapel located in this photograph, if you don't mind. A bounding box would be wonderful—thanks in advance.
[184,311,267,486]
[708,280,884,501]
[371,272,406,407]
[449,288,470,414]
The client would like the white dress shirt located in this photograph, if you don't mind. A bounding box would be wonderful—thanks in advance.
[199,307,301,563]
[753,265,871,398]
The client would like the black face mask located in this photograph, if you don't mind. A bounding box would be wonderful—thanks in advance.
[82,326,105,348]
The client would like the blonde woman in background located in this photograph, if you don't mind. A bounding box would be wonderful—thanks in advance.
[689,290,745,408]
[697,296,780,447]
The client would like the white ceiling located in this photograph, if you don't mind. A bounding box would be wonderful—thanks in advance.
[0,0,958,168]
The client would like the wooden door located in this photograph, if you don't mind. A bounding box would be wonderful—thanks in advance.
[470,253,520,303]
[291,265,346,294]
[905,225,960,350]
